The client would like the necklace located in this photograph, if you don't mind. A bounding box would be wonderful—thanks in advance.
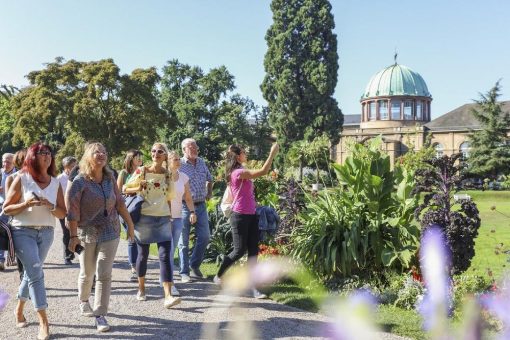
[95,179,108,217]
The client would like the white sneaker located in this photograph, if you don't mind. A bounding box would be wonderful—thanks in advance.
[80,301,94,317]
[136,291,146,301]
[164,295,182,308]
[171,285,180,296]
[95,315,110,332]
[130,267,138,282]
[181,274,191,283]
[252,288,267,299]
[213,275,222,286]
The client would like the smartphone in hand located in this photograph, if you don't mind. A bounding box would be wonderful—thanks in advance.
[75,244,84,254]
[31,192,41,200]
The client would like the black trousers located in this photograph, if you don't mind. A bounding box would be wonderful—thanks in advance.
[217,212,259,277]
[59,219,74,260]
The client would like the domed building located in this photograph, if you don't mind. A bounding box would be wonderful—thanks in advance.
[334,60,510,165]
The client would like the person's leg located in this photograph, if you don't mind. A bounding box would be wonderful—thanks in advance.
[59,218,73,262]
[128,240,138,269]
[136,243,150,294]
[12,228,35,323]
[158,240,172,287]
[78,241,98,303]
[189,203,210,272]
[93,238,119,316]
[246,215,260,263]
[13,227,53,338]
[178,212,191,276]
[217,213,249,278]
[170,218,183,274]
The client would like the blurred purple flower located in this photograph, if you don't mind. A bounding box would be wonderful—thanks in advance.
[322,289,378,340]
[0,289,9,311]
[480,276,510,339]
[250,258,293,286]
[418,226,452,334]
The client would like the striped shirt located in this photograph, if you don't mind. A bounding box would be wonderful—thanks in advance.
[66,174,122,243]
[179,156,212,202]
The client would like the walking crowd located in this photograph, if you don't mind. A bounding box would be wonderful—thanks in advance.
[0,137,279,340]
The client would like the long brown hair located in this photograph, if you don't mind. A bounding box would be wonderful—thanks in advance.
[225,145,243,184]
[123,149,143,174]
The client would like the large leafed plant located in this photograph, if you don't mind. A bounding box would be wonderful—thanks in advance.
[291,137,420,278]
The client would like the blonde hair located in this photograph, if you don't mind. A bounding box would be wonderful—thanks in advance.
[79,142,113,180]
[151,142,174,198]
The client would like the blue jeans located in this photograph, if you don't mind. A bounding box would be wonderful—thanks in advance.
[122,222,138,267]
[170,218,183,279]
[12,226,54,310]
[178,202,210,275]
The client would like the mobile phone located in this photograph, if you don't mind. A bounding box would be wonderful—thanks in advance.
[75,244,84,254]
[31,192,41,200]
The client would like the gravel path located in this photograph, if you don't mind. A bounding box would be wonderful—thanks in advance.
[0,226,409,339]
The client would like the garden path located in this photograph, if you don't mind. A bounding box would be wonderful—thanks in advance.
[0,226,409,339]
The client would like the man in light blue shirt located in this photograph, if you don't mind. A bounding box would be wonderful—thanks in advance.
[0,153,16,270]
[178,138,213,282]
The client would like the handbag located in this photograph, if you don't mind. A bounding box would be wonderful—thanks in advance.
[123,166,145,224]
[220,179,243,218]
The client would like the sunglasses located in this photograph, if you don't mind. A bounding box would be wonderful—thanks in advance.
[94,151,108,156]
[151,149,166,154]
[36,150,52,156]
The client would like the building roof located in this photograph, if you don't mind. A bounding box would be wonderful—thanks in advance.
[343,114,361,126]
[425,101,510,131]
[361,64,431,100]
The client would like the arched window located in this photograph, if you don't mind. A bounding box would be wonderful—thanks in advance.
[369,102,376,120]
[379,100,388,120]
[435,143,444,158]
[416,101,423,120]
[404,101,413,120]
[459,142,470,160]
[390,100,400,120]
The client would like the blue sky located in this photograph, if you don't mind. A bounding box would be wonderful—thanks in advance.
[1,0,509,119]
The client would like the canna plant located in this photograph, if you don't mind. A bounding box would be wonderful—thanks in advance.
[414,153,481,274]
[291,137,420,278]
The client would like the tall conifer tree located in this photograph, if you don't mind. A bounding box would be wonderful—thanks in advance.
[261,0,343,152]
[468,81,510,178]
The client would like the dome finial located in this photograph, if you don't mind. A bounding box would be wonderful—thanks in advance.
[394,48,398,65]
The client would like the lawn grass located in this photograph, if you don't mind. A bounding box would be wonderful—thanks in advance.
[134,190,509,339]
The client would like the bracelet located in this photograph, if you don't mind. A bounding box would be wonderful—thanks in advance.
[70,236,78,239]
[50,204,57,212]
[190,211,195,214]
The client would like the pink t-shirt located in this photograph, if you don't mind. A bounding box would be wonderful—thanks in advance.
[230,168,256,215]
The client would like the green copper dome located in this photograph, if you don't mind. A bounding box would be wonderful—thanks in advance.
[361,64,431,99]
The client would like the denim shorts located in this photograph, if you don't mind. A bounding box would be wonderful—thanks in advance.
[134,214,172,244]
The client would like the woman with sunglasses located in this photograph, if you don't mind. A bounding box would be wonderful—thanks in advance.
[123,142,181,309]
[66,142,135,333]
[117,149,143,281]
[214,143,279,299]
[167,150,196,296]
[3,142,66,340]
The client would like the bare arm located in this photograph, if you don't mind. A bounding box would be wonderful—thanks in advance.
[117,170,125,193]
[183,182,195,212]
[239,143,279,180]
[3,176,40,215]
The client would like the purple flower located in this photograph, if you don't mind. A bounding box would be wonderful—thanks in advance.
[322,289,379,340]
[480,276,510,339]
[0,289,9,311]
[418,226,452,335]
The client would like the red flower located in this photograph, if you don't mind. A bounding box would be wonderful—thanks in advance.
[135,169,141,174]
[154,182,161,188]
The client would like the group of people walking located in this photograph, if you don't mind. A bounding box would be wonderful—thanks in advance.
[0,137,279,339]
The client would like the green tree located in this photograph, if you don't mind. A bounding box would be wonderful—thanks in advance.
[0,85,18,154]
[287,134,330,182]
[10,57,165,160]
[261,0,343,154]
[159,59,271,165]
[467,81,510,179]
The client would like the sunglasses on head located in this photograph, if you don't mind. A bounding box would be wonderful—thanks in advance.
[151,149,166,154]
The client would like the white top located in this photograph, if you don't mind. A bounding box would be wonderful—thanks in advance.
[171,171,189,218]
[57,172,69,193]
[11,172,60,228]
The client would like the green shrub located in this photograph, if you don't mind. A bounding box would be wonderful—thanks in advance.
[290,137,420,278]
[394,277,425,310]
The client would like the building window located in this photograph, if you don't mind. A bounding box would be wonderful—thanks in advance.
[390,100,400,120]
[379,100,388,120]
[404,101,413,120]
[459,142,470,160]
[416,101,423,120]
[369,102,376,120]
[435,143,444,158]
